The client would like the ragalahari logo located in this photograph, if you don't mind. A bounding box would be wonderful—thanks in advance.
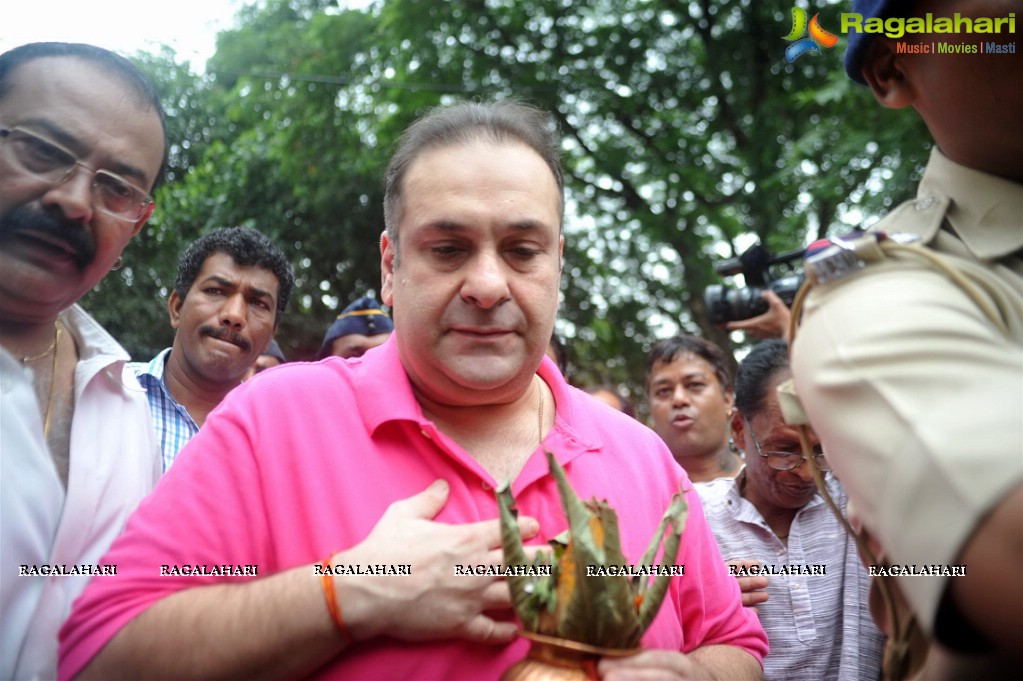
[783,7,839,62]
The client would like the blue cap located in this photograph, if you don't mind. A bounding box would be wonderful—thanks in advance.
[319,295,394,356]
[844,0,899,84]
[261,339,286,363]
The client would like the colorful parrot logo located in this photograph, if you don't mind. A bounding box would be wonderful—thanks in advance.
[783,7,839,63]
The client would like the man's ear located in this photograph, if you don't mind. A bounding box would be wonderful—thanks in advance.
[131,202,156,237]
[380,230,395,306]
[861,38,917,109]
[730,408,746,454]
[167,289,184,329]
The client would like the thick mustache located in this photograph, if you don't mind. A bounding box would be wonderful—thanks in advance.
[201,326,251,352]
[0,205,96,269]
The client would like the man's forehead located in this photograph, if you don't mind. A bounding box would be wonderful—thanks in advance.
[5,56,140,113]
[405,139,557,187]
[657,353,715,377]
[197,253,280,291]
[749,396,793,433]
[400,141,560,230]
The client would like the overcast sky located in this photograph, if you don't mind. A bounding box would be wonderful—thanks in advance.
[2,0,248,71]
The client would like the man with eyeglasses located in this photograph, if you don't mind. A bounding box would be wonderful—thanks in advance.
[0,42,166,680]
[696,339,884,681]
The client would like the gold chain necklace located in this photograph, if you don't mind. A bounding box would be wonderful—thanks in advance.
[14,321,62,439]
[42,322,63,440]
[20,321,59,363]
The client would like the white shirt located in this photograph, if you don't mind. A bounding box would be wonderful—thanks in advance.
[1,305,160,681]
[696,471,884,681]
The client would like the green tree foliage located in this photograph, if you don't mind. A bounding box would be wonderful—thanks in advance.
[85,0,928,411]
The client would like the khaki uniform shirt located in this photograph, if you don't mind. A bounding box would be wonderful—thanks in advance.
[790,148,1023,637]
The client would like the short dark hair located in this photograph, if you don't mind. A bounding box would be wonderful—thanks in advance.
[645,335,732,394]
[734,339,789,419]
[0,42,169,189]
[173,227,295,323]
[383,99,564,253]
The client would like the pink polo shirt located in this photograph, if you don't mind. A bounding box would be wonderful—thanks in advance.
[59,336,766,680]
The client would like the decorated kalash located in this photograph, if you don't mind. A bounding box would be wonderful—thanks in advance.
[497,452,688,680]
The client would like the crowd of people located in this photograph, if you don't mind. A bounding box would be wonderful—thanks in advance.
[1,0,1019,679]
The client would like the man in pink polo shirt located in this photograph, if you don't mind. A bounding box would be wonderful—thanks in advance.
[60,100,767,680]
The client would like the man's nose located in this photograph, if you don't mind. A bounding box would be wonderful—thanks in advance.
[220,294,248,328]
[460,252,511,309]
[793,456,815,482]
[671,385,690,406]
[42,167,94,224]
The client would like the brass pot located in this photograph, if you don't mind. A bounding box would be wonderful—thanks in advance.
[501,631,641,681]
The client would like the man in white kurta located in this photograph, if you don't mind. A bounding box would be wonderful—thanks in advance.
[1,306,160,679]
[0,41,167,679]
[698,339,884,680]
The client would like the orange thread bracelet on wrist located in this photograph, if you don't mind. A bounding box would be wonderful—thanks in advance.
[320,553,354,644]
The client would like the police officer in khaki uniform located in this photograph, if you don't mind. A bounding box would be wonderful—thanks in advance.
[787,0,1022,677]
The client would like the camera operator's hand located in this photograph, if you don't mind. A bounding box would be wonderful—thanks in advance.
[726,290,791,341]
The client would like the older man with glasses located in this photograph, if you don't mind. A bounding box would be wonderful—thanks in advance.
[0,42,166,680]
[696,339,885,681]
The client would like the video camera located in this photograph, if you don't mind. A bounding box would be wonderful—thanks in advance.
[704,242,805,325]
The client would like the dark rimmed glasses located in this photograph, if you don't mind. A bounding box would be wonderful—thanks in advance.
[742,415,831,472]
[1,126,152,222]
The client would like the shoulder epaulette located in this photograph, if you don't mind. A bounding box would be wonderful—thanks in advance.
[804,231,921,286]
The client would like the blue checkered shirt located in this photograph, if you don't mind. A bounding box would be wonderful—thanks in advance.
[127,348,198,473]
